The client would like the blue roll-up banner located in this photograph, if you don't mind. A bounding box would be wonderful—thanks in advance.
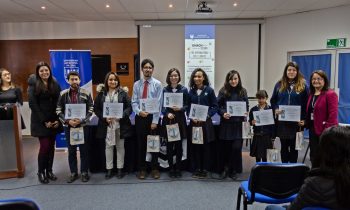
[49,50,92,149]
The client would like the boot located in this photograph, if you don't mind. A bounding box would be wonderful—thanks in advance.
[37,172,49,184]
[46,171,57,181]
[105,169,113,179]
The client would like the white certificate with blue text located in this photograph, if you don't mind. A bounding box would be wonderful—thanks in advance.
[103,102,123,118]
[163,93,183,108]
[278,105,301,122]
[189,104,209,122]
[65,104,86,119]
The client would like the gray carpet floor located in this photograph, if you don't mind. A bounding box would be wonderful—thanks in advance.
[0,137,311,210]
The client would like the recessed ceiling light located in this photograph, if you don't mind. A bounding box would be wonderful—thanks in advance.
[41,6,46,10]
[233,2,238,7]
[169,4,173,8]
[106,4,110,8]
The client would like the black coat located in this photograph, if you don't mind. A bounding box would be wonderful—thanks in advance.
[28,75,62,137]
[94,87,132,140]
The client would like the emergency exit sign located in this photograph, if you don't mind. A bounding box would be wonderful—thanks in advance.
[327,38,346,48]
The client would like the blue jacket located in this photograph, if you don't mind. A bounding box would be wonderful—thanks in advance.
[187,85,218,118]
[270,82,309,120]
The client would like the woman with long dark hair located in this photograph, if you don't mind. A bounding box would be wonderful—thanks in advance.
[28,62,62,184]
[270,62,308,163]
[187,68,218,179]
[266,126,350,210]
[217,70,249,179]
[94,72,132,179]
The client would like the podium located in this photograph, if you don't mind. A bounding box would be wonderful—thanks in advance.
[0,104,25,179]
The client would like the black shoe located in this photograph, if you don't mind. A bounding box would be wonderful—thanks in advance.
[198,170,207,179]
[192,169,201,178]
[219,170,227,180]
[37,172,49,184]
[46,171,57,181]
[105,169,113,179]
[175,169,182,178]
[116,169,125,179]
[229,172,238,180]
[67,173,78,183]
[81,172,90,182]
[168,169,176,178]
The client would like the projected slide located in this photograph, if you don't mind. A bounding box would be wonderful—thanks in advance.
[185,25,215,87]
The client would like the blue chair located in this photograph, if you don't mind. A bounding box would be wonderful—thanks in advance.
[0,198,39,210]
[236,163,310,210]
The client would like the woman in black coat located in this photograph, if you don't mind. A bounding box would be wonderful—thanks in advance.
[28,62,62,184]
[161,68,188,178]
[94,72,132,179]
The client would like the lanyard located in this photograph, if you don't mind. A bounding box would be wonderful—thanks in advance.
[107,90,116,103]
[311,95,317,108]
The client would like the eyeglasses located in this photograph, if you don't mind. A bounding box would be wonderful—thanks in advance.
[312,78,324,82]
[143,66,153,70]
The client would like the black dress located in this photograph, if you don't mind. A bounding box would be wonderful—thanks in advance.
[0,87,26,129]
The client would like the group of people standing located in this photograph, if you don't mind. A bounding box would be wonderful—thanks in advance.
[0,59,339,185]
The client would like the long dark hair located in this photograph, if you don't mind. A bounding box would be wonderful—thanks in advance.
[309,70,329,94]
[221,70,244,98]
[188,68,210,89]
[35,62,56,96]
[103,72,120,93]
[279,61,306,93]
[313,126,350,208]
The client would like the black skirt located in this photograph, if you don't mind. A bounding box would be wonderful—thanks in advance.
[250,134,273,159]
[219,121,242,140]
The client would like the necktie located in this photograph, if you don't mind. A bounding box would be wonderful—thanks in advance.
[142,81,148,99]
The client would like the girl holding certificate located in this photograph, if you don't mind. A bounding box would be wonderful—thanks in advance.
[217,70,249,180]
[270,62,308,163]
[306,70,338,166]
[161,68,188,178]
[27,62,62,184]
[94,72,132,179]
[249,90,275,162]
[187,68,218,179]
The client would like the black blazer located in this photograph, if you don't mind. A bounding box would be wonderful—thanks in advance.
[94,87,132,139]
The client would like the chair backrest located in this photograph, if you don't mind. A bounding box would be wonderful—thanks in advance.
[0,198,39,210]
[248,163,310,199]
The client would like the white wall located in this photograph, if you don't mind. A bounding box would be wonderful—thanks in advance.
[0,21,137,40]
[264,5,350,95]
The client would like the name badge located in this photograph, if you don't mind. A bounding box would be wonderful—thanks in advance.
[311,113,314,120]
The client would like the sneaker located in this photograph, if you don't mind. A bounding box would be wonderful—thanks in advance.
[137,170,147,180]
[67,173,78,183]
[151,169,160,179]
[81,172,90,182]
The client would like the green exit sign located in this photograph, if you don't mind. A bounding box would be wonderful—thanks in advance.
[327,38,347,48]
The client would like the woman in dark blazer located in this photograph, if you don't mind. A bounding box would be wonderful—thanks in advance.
[217,70,249,179]
[187,68,218,179]
[161,68,188,178]
[28,62,62,184]
[306,70,338,166]
[270,61,308,163]
[94,72,132,179]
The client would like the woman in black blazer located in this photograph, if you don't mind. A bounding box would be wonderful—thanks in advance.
[94,72,132,179]
[28,62,62,184]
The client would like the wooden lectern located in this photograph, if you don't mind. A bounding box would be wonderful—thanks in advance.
[0,104,25,179]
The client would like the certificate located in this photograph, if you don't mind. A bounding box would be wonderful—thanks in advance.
[103,102,123,118]
[65,104,86,119]
[140,98,160,114]
[253,109,275,126]
[189,104,209,122]
[227,101,247,116]
[163,93,183,108]
[278,105,301,122]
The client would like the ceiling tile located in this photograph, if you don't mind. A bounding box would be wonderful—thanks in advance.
[305,0,350,10]
[275,0,319,10]
[212,11,240,18]
[47,0,97,14]
[157,12,185,19]
[264,9,298,18]
[119,0,157,12]
[238,10,268,18]
[154,0,187,12]
[215,0,255,11]
[85,0,127,13]
[245,0,285,11]
[131,12,159,20]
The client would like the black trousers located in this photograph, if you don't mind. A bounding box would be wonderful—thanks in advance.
[192,143,211,171]
[135,115,159,171]
[308,127,320,167]
[280,137,298,163]
[64,127,89,174]
[217,140,243,174]
[167,140,183,170]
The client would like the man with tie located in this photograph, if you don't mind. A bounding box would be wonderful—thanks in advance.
[132,59,162,179]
